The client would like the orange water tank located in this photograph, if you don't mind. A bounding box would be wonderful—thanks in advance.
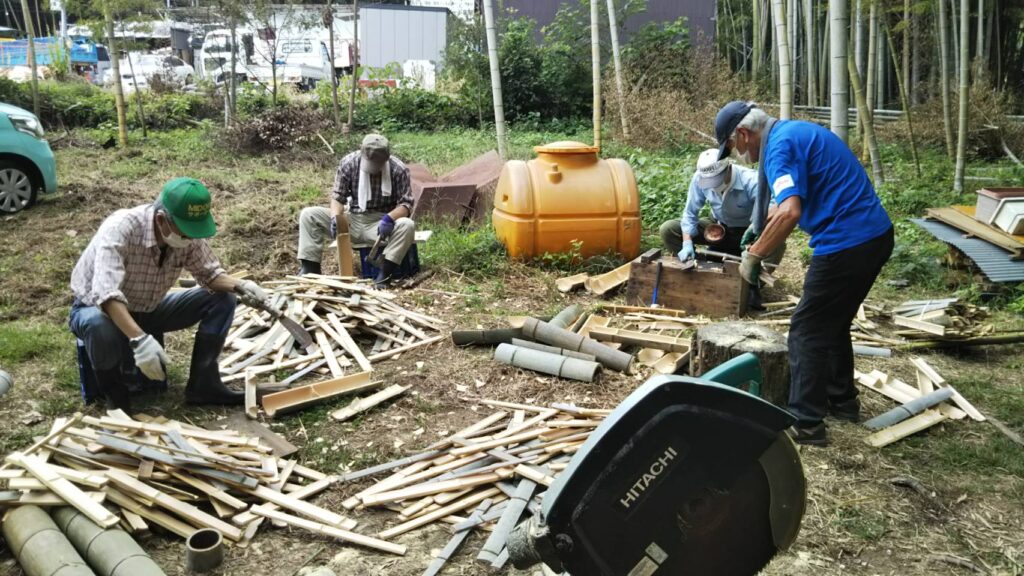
[492,141,641,260]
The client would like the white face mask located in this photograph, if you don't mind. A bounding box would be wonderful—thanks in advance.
[712,170,733,195]
[159,216,192,249]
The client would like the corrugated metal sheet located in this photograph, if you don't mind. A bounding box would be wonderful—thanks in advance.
[912,218,1024,283]
[360,5,448,69]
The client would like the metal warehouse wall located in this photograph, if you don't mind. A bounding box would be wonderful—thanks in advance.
[360,5,449,70]
[499,0,716,44]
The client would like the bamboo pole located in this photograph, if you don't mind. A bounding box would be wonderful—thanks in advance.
[884,22,922,177]
[19,0,38,118]
[105,13,128,147]
[771,0,793,118]
[347,0,359,131]
[591,0,601,149]
[606,0,629,140]
[804,0,817,106]
[830,0,849,142]
[848,37,883,183]
[481,0,507,159]
[953,0,970,192]
[326,2,342,127]
[937,0,955,158]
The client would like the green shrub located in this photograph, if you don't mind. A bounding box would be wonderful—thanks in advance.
[630,152,695,231]
[419,221,508,280]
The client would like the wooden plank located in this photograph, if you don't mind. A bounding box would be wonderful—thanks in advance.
[316,330,344,378]
[245,371,259,420]
[588,325,690,353]
[513,464,555,487]
[865,409,949,447]
[327,313,373,372]
[6,452,119,527]
[105,488,195,540]
[331,384,408,421]
[362,472,510,507]
[926,206,1024,259]
[378,487,501,539]
[625,258,747,317]
[105,469,243,541]
[251,506,406,556]
[243,484,352,529]
[261,371,379,417]
[893,315,947,336]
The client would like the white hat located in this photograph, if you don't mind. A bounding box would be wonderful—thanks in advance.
[696,148,731,189]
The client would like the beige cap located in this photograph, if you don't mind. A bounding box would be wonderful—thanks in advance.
[360,134,391,174]
[696,148,731,189]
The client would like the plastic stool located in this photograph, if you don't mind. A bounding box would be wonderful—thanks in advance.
[357,244,420,280]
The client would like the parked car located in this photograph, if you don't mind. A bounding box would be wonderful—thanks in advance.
[0,103,57,214]
[105,54,195,90]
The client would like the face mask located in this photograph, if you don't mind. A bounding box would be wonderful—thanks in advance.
[159,216,192,249]
[731,131,754,164]
[712,171,733,195]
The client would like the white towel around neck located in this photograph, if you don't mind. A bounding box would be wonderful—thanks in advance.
[357,160,392,211]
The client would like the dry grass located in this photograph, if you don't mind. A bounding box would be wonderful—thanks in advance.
[0,131,1022,576]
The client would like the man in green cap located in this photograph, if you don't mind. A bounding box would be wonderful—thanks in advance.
[69,178,270,411]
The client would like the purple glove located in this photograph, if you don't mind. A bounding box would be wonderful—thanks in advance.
[329,215,337,239]
[378,214,395,239]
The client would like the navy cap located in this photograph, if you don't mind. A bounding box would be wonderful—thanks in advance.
[715,101,754,160]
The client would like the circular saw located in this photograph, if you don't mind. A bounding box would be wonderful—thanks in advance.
[507,355,806,575]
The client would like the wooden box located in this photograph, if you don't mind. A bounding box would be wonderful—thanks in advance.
[625,258,749,317]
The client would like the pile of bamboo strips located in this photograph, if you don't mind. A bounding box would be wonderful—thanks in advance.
[221,275,445,386]
[340,399,610,571]
[891,298,993,339]
[0,411,406,556]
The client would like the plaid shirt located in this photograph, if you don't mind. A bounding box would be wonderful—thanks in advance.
[331,151,414,214]
[70,205,225,312]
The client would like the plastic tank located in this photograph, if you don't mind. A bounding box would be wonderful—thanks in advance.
[492,141,641,260]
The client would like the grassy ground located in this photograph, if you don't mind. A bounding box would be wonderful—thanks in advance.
[0,126,1022,575]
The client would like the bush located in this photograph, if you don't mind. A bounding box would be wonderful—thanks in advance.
[358,87,476,131]
[222,105,326,153]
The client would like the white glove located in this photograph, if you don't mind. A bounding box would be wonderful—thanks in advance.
[132,334,168,381]
[235,280,269,308]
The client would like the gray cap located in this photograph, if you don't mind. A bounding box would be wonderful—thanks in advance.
[360,134,391,174]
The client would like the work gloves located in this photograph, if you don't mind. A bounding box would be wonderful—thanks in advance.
[741,227,760,250]
[329,215,338,239]
[739,250,763,285]
[678,239,695,262]
[235,280,270,309]
[131,334,168,381]
[378,214,396,239]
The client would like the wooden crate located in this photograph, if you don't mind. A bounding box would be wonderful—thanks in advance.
[625,258,748,317]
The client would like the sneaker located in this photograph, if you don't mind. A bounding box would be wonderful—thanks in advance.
[828,398,861,423]
[786,422,829,446]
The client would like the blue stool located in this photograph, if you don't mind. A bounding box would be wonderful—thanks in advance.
[357,244,421,280]
[76,336,168,404]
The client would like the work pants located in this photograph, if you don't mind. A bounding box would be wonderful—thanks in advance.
[660,218,747,257]
[69,288,236,372]
[298,206,415,265]
[787,227,894,427]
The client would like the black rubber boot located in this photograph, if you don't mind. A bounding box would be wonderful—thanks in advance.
[828,397,861,423]
[95,367,132,413]
[185,333,244,405]
[299,259,322,275]
[374,259,399,288]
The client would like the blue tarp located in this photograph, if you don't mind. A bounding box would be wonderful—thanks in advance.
[0,37,99,67]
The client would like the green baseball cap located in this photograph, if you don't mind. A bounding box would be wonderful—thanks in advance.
[160,178,217,239]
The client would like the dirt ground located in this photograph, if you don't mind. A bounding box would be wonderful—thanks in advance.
[0,135,1022,576]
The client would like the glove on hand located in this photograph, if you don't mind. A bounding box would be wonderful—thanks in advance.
[378,214,396,239]
[329,215,338,239]
[739,250,763,285]
[678,239,695,262]
[132,334,168,381]
[236,280,270,309]
[740,227,760,249]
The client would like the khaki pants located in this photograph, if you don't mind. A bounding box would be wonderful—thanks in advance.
[298,207,416,265]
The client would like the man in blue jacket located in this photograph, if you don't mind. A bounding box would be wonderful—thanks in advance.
[714,101,894,446]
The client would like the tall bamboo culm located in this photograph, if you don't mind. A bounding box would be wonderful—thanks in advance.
[848,38,883,183]
[830,0,849,142]
[771,0,793,119]
[953,0,970,192]
[482,0,507,159]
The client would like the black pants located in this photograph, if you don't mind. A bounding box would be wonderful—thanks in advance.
[787,227,894,426]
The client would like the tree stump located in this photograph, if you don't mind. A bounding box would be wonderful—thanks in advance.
[690,322,790,406]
